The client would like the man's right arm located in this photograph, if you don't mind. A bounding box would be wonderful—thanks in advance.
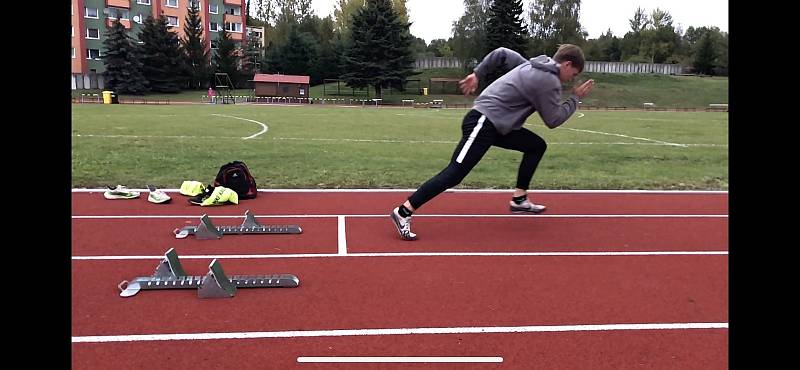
[472,47,528,85]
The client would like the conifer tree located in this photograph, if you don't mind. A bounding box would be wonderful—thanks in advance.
[102,16,148,94]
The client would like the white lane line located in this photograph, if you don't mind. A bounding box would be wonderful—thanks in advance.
[71,214,728,219]
[72,251,729,260]
[563,127,688,147]
[297,357,503,363]
[211,113,268,139]
[72,322,728,343]
[71,188,728,194]
[338,216,347,255]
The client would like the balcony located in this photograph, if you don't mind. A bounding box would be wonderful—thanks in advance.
[106,0,130,8]
[106,18,132,28]
[223,0,241,5]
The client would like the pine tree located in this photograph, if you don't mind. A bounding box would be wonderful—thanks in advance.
[138,15,186,93]
[341,0,415,98]
[102,16,148,94]
[693,32,717,75]
[485,0,529,56]
[182,2,210,89]
[213,29,242,87]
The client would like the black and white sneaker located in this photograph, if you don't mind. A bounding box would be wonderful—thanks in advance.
[390,207,417,241]
[509,199,547,214]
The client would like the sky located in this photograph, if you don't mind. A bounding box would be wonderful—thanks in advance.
[310,0,729,44]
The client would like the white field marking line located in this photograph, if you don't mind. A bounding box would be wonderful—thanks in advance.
[563,127,688,147]
[338,216,347,255]
[71,322,728,343]
[72,251,729,261]
[70,134,722,147]
[71,188,728,194]
[297,357,503,363]
[210,113,268,140]
[73,134,243,139]
[71,214,727,219]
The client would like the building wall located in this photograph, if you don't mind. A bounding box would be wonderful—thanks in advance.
[71,0,248,90]
[254,83,310,98]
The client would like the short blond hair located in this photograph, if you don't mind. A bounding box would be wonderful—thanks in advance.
[553,44,585,72]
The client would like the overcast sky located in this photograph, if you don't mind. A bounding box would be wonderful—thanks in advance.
[310,0,728,44]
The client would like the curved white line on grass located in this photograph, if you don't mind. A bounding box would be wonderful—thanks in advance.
[211,113,268,140]
[576,113,585,118]
[563,128,688,147]
[72,322,728,343]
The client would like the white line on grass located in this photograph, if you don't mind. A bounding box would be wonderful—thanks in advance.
[211,114,268,139]
[70,134,724,147]
[563,127,688,147]
[72,251,729,261]
[72,322,728,343]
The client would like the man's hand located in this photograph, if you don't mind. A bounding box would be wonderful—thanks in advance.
[459,73,479,96]
[572,79,595,99]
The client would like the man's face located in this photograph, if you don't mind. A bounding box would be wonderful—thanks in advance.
[559,61,581,83]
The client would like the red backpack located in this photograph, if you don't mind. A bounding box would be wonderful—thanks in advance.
[213,161,258,199]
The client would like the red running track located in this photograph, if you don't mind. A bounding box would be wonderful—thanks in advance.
[72,190,728,369]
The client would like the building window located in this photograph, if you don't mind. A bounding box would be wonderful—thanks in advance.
[209,4,218,14]
[209,22,219,32]
[85,7,99,18]
[165,0,178,8]
[86,28,100,39]
[71,26,74,37]
[137,0,151,4]
[188,0,200,9]
[225,22,242,32]
[210,41,218,50]
[134,14,144,24]
[166,16,179,27]
[87,49,101,60]
[107,7,130,20]
[72,48,76,59]
[225,6,241,16]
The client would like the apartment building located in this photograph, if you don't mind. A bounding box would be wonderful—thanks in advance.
[71,0,247,90]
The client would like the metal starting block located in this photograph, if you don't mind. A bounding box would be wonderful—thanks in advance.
[118,248,300,298]
[173,210,303,239]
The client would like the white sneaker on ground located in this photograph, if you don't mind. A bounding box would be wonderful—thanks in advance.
[390,207,417,241]
[509,199,547,214]
[103,185,140,200]
[147,185,172,204]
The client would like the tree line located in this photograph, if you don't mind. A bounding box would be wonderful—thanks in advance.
[102,0,728,96]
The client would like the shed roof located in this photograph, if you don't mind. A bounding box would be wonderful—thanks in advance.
[251,74,310,84]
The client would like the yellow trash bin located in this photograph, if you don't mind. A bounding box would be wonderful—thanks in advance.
[422,87,429,96]
[102,91,113,104]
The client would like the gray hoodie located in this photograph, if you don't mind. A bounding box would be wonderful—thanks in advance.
[472,47,579,135]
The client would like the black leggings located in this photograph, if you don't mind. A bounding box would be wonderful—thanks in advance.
[407,109,547,209]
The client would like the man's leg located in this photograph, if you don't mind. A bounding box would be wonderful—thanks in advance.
[494,128,548,213]
[391,111,498,240]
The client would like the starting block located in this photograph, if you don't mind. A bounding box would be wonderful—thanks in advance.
[174,210,302,239]
[118,248,300,298]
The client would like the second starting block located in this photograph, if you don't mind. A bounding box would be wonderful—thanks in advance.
[174,210,302,239]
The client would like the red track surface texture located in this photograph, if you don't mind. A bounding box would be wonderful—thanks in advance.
[72,190,728,369]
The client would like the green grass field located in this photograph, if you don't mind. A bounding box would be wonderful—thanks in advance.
[72,69,728,108]
[71,103,728,190]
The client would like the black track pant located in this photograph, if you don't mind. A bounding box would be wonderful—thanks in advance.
[407,109,547,210]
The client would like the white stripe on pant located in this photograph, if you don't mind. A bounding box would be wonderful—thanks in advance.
[455,115,486,163]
